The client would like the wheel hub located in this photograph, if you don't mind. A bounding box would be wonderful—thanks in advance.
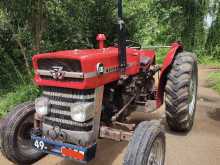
[17,114,36,155]
[189,68,197,117]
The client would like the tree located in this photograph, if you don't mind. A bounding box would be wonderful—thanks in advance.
[206,1,220,58]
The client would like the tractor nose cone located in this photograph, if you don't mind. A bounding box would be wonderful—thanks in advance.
[96,34,106,49]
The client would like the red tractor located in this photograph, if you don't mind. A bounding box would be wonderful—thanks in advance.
[0,1,198,165]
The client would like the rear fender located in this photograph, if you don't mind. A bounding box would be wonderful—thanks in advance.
[156,42,183,108]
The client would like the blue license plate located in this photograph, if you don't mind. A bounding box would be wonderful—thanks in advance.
[31,135,97,163]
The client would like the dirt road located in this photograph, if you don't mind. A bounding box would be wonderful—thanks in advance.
[1,66,220,165]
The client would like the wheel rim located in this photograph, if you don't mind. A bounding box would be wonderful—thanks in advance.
[16,113,37,156]
[188,67,197,117]
[147,137,164,165]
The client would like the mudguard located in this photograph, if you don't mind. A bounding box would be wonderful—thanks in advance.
[156,42,183,108]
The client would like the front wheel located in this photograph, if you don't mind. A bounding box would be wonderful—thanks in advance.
[123,121,165,165]
[0,102,45,164]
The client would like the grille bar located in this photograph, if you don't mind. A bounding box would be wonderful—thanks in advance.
[49,112,72,121]
[43,91,95,100]
[50,104,70,111]
[37,69,84,79]
[44,119,93,131]
[49,100,94,107]
[42,87,94,95]
[51,108,70,116]
[45,95,94,104]
[44,116,93,127]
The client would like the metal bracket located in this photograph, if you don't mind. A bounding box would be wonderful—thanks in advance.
[113,121,136,131]
[92,86,104,142]
[111,95,136,122]
[100,126,133,141]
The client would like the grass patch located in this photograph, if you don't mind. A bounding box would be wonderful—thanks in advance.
[198,56,220,67]
[0,84,40,117]
[208,72,220,94]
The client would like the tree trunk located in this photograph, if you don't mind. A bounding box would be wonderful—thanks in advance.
[32,0,47,52]
[15,37,32,77]
[7,22,32,78]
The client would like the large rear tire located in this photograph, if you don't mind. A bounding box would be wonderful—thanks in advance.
[0,102,45,165]
[165,52,198,132]
[123,121,165,165]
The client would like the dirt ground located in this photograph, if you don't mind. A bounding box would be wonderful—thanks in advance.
[1,66,220,165]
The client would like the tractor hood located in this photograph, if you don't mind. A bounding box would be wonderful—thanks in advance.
[32,47,140,89]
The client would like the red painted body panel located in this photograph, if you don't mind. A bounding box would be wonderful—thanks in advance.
[139,49,156,65]
[156,42,183,108]
[33,47,147,89]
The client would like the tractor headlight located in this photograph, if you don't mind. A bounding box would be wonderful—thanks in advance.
[70,102,95,122]
[35,97,50,116]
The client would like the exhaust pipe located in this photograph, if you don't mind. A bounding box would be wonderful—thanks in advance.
[117,0,127,73]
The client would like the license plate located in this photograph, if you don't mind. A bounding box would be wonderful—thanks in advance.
[31,135,97,162]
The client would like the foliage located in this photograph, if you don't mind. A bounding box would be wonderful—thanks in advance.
[43,0,116,51]
[208,72,220,94]
[198,55,220,67]
[0,84,40,116]
[206,6,220,59]
[124,0,182,45]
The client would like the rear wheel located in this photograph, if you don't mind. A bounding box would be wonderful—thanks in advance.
[123,121,165,165]
[165,52,198,132]
[0,102,45,164]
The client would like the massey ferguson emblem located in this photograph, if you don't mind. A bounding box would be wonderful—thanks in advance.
[50,66,65,80]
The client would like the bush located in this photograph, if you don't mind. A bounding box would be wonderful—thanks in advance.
[0,84,40,117]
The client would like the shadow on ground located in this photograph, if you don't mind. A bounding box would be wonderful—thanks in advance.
[207,108,220,121]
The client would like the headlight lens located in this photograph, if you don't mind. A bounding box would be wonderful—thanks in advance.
[70,102,95,122]
[35,97,49,116]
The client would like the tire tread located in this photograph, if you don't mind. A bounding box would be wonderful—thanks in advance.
[165,52,198,132]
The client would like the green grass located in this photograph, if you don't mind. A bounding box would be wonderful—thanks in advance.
[0,84,40,117]
[208,72,220,94]
[198,56,220,67]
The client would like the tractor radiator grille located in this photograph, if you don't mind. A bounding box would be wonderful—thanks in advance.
[38,59,81,72]
[42,86,95,132]
[37,58,83,82]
